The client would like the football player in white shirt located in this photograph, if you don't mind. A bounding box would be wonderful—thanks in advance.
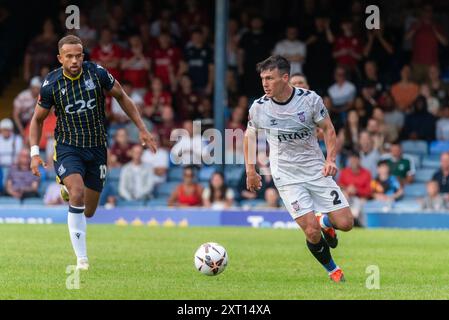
[244,55,353,283]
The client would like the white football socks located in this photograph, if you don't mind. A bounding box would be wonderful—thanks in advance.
[68,205,87,260]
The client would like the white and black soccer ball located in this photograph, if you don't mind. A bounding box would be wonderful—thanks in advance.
[194,242,228,276]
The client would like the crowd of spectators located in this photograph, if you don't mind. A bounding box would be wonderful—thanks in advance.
[1,0,449,222]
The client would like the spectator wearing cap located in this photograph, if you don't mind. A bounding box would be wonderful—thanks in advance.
[13,76,41,137]
[0,119,23,168]
[338,152,372,226]
[5,149,39,200]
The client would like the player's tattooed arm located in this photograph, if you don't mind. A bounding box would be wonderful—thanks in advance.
[29,104,50,177]
[318,116,338,177]
[109,80,157,153]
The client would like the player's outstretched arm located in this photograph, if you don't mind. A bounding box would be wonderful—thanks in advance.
[29,104,50,177]
[243,129,261,192]
[318,116,338,177]
[109,80,157,153]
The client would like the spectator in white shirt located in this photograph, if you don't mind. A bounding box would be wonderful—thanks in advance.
[0,119,23,168]
[119,145,156,201]
[273,26,306,75]
[142,134,169,185]
[13,76,41,136]
[328,66,357,108]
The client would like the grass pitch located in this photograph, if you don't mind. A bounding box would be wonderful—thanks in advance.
[1,224,449,300]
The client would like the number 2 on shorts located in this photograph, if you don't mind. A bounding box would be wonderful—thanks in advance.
[330,190,342,205]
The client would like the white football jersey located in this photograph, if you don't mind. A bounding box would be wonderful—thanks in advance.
[247,87,328,186]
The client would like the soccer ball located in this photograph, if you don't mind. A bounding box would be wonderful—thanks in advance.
[194,242,228,276]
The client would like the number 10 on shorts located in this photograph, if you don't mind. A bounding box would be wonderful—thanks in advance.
[99,165,107,179]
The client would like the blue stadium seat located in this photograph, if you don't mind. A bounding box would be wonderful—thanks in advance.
[116,199,146,207]
[38,180,53,196]
[146,197,169,207]
[393,199,421,211]
[199,166,217,182]
[405,153,421,169]
[22,198,44,205]
[240,199,266,208]
[168,166,184,182]
[108,167,121,181]
[422,157,440,169]
[155,181,179,197]
[430,141,449,155]
[1,166,9,187]
[401,140,428,156]
[46,168,56,181]
[224,165,244,187]
[363,200,391,212]
[414,168,436,183]
[0,196,21,205]
[403,183,427,198]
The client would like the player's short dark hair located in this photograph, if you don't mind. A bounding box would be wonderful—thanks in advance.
[58,35,83,51]
[256,55,291,76]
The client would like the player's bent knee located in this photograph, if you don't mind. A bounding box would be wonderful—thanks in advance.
[304,226,322,243]
[84,209,96,218]
[339,213,354,231]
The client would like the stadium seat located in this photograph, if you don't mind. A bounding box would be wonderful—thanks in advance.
[22,198,44,205]
[46,169,56,180]
[240,199,266,208]
[422,157,440,169]
[430,141,449,155]
[108,167,121,181]
[168,166,184,182]
[199,166,217,182]
[363,200,391,212]
[393,199,421,211]
[401,140,428,156]
[146,197,169,207]
[38,181,53,196]
[0,196,21,205]
[224,165,244,187]
[414,168,435,183]
[2,166,9,186]
[155,181,179,197]
[116,199,146,207]
[403,183,427,198]
[405,153,421,169]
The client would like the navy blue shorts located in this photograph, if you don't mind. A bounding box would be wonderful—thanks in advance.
[53,141,107,192]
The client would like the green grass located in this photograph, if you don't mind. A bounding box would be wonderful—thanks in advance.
[1,224,449,300]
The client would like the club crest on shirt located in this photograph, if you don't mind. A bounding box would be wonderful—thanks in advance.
[85,78,96,90]
[291,200,301,212]
[297,112,305,122]
[58,164,66,176]
[61,88,66,95]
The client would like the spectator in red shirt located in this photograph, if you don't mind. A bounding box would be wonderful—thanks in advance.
[155,105,180,149]
[333,19,363,77]
[121,35,151,92]
[143,77,173,123]
[151,32,181,91]
[90,27,123,80]
[109,128,135,168]
[405,4,448,83]
[338,151,372,227]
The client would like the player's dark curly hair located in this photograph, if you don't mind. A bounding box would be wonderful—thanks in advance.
[256,55,291,76]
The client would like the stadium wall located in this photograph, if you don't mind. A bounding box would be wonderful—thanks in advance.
[1,207,449,229]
